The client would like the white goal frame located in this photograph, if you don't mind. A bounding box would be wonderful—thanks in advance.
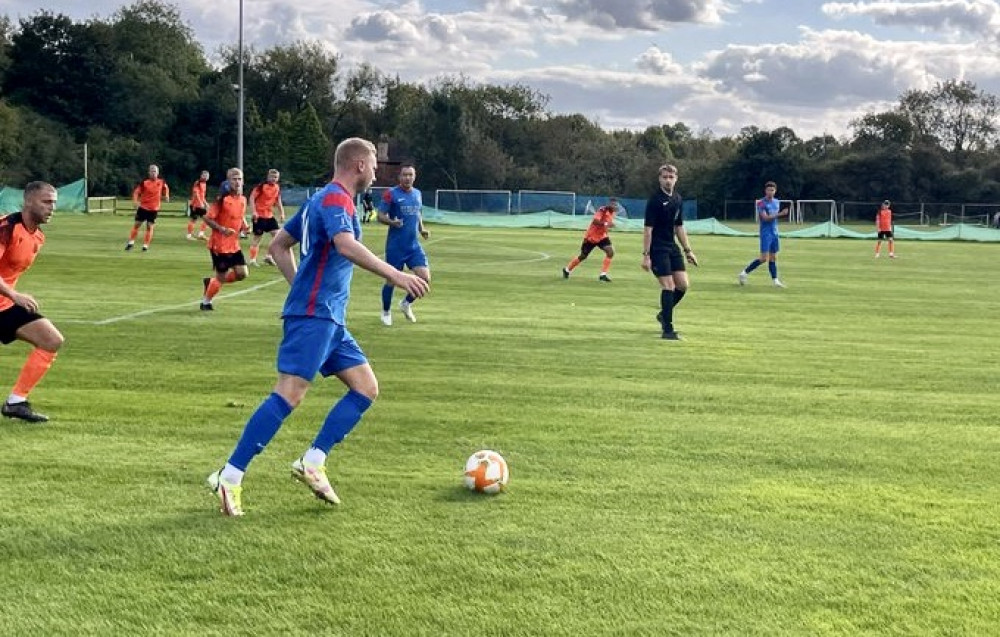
[516,190,576,215]
[793,199,837,224]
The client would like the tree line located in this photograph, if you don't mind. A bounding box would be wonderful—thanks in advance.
[1,0,998,217]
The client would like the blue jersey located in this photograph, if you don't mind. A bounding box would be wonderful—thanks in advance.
[757,197,782,235]
[379,186,423,251]
[281,182,360,325]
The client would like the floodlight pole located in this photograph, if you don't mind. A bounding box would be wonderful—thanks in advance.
[237,0,245,173]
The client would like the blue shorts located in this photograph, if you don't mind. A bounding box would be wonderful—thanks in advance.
[276,317,368,380]
[386,245,428,271]
[759,233,780,254]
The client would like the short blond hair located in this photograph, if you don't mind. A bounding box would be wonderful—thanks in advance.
[334,137,376,171]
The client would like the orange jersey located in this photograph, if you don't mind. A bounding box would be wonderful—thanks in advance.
[189,180,207,208]
[584,206,616,243]
[133,178,169,211]
[250,182,281,219]
[876,208,893,231]
[0,213,44,312]
[206,195,247,254]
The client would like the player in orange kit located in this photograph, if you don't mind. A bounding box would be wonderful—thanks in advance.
[126,164,170,252]
[247,169,285,266]
[875,199,896,258]
[562,197,619,282]
[200,168,250,311]
[186,170,210,240]
[0,182,65,422]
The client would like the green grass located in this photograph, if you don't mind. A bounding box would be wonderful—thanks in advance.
[1,214,998,635]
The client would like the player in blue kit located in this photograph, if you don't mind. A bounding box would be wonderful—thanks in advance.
[738,180,788,288]
[377,163,430,326]
[206,137,430,517]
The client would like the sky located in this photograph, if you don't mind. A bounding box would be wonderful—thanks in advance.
[2,0,998,139]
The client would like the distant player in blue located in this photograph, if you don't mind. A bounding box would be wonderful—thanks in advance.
[377,163,430,326]
[738,180,789,288]
[206,137,429,517]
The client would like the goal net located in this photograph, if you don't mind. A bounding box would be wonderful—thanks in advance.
[434,189,512,214]
[516,190,576,215]
[838,201,929,226]
[947,203,1000,227]
[793,199,836,224]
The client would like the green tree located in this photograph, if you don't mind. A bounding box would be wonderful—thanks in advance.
[286,103,330,184]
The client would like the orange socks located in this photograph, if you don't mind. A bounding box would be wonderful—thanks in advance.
[144,226,154,246]
[12,348,56,398]
[567,257,581,271]
[206,271,239,300]
[601,256,612,273]
[249,245,259,261]
[206,278,222,300]
[129,226,139,241]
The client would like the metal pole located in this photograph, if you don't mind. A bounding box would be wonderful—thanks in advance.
[237,0,244,172]
[83,142,89,212]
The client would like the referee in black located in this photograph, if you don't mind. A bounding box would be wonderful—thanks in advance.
[641,164,698,340]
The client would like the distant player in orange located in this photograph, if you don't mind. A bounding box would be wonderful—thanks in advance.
[875,199,895,258]
[0,182,64,422]
[126,164,170,252]
[200,168,249,311]
[186,170,210,240]
[247,169,285,266]
[562,197,619,282]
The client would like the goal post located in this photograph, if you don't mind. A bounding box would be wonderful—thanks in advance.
[839,201,928,226]
[86,196,117,214]
[434,189,512,214]
[794,199,836,224]
[516,190,576,215]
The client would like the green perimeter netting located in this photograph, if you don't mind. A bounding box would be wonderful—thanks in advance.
[0,179,87,214]
[422,208,1000,242]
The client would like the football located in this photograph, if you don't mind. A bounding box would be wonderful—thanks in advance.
[463,450,509,494]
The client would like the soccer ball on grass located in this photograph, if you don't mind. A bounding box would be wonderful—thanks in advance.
[463,450,509,494]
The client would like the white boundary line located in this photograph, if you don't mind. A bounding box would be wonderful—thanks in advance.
[69,231,550,325]
[81,278,285,326]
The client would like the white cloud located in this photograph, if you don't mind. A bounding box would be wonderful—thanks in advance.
[635,46,684,75]
[823,0,1000,38]
[555,0,728,29]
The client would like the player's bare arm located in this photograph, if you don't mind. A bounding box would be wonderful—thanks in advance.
[333,232,428,299]
[676,226,698,266]
[640,226,653,271]
[0,279,39,313]
[267,228,298,285]
[205,216,234,236]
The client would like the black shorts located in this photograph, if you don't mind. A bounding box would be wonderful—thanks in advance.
[134,207,159,224]
[189,206,207,219]
[210,250,247,273]
[580,237,612,257]
[0,303,43,345]
[877,230,893,239]
[253,217,280,236]
[650,248,685,278]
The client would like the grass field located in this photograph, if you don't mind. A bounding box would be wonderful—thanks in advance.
[1,213,999,635]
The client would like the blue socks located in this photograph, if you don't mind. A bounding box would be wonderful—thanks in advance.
[228,392,293,471]
[768,262,778,279]
[745,259,762,273]
[312,389,373,454]
[381,284,394,312]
